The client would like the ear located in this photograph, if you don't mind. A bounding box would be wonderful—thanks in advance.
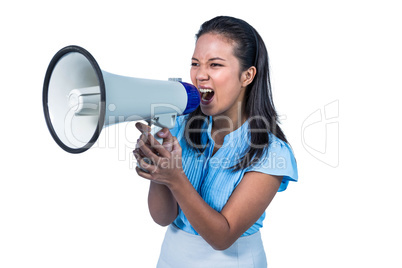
[241,66,257,87]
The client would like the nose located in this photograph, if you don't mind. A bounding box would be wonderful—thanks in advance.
[195,65,209,82]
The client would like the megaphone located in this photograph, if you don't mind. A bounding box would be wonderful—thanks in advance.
[43,45,200,153]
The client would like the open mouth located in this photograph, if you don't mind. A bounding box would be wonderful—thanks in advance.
[199,88,215,104]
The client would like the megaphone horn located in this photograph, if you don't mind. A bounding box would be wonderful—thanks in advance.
[43,45,200,153]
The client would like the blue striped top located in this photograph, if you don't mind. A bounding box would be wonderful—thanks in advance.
[170,115,298,236]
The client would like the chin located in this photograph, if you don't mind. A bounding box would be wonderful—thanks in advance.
[200,107,229,120]
[200,105,217,117]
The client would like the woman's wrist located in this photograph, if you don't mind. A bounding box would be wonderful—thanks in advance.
[167,171,188,193]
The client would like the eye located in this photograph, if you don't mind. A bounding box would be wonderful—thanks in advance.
[191,62,199,67]
[210,63,223,67]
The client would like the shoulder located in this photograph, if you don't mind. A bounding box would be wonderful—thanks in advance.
[267,134,295,163]
[246,134,298,192]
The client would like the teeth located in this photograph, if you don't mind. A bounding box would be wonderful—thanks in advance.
[199,88,213,93]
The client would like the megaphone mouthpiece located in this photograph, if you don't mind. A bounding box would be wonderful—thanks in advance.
[181,82,201,115]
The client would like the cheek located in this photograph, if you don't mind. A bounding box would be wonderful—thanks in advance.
[190,69,197,85]
[215,72,242,95]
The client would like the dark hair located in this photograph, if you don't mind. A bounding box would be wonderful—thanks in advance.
[185,16,288,171]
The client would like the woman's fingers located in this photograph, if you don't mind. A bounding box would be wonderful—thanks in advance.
[137,140,159,163]
[158,128,175,153]
[136,123,171,158]
[134,148,158,174]
[135,166,153,180]
[135,122,151,133]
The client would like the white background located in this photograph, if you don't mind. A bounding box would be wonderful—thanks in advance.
[1,0,401,267]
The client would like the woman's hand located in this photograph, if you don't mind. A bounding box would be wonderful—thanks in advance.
[133,122,184,188]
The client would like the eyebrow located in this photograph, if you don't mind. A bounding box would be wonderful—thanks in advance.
[192,57,226,62]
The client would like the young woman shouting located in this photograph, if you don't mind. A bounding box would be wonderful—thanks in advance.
[134,16,298,268]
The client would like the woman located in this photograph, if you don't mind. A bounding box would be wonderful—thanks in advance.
[134,16,298,268]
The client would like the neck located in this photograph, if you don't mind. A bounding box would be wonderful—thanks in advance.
[211,101,247,137]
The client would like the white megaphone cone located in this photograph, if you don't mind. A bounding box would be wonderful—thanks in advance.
[43,45,200,153]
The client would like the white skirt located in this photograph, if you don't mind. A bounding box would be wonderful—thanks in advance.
[157,224,267,268]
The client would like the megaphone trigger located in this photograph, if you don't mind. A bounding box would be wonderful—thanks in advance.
[137,113,177,173]
[148,113,177,145]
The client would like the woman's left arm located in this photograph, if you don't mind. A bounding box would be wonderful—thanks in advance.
[135,123,282,250]
[170,171,282,250]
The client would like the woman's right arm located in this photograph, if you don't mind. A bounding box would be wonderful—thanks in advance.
[136,124,178,226]
[148,182,178,226]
